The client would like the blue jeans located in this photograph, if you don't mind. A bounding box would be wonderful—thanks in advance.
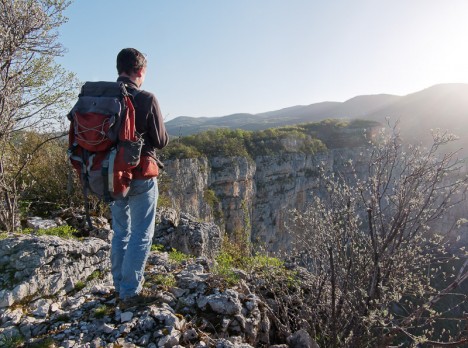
[110,178,158,299]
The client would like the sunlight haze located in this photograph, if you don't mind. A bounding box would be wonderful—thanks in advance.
[57,0,468,120]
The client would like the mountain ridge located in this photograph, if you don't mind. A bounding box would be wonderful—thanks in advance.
[166,83,468,139]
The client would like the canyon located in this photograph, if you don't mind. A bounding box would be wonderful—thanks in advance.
[163,125,467,252]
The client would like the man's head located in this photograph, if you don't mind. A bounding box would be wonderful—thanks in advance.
[116,48,147,87]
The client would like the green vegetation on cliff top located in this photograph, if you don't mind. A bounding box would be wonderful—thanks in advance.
[160,119,378,160]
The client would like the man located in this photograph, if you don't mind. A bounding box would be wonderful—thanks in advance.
[111,48,168,308]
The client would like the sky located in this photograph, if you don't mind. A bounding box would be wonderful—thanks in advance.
[57,0,468,120]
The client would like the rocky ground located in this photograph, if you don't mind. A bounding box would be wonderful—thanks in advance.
[0,213,319,348]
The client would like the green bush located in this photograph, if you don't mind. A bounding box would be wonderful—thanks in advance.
[213,231,296,286]
[4,131,106,222]
[162,123,330,160]
[168,248,193,263]
[144,273,176,289]
[151,244,165,252]
[74,281,86,292]
[21,225,78,239]
[94,304,112,319]
[183,128,250,158]
[214,251,240,285]
[86,270,103,281]
[160,142,202,160]
[12,132,83,217]
[203,189,224,220]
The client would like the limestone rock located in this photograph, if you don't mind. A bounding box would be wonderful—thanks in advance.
[215,338,254,348]
[30,298,52,318]
[120,311,133,323]
[0,232,301,348]
[156,207,180,227]
[198,289,242,315]
[154,211,222,258]
[26,217,58,230]
[0,234,110,307]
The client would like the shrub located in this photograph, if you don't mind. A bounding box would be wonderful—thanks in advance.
[86,270,103,281]
[168,248,193,263]
[151,244,165,252]
[144,274,176,289]
[94,304,112,319]
[287,126,468,347]
[204,189,223,220]
[1,131,108,225]
[161,124,329,160]
[21,225,79,239]
[160,142,202,160]
[214,251,240,285]
[213,230,296,287]
[74,281,86,292]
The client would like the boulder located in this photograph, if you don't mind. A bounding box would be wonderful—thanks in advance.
[154,210,222,258]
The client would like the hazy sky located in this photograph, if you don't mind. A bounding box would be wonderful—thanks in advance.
[57,0,468,120]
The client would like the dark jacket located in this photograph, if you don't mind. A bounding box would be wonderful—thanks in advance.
[117,76,169,177]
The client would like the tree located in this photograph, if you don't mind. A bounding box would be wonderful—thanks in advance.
[288,125,468,347]
[0,0,78,231]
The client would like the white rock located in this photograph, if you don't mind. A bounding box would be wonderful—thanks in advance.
[169,287,187,298]
[157,330,181,348]
[2,307,24,325]
[54,217,66,226]
[0,289,14,308]
[62,339,76,348]
[63,296,86,310]
[137,333,152,346]
[90,284,113,295]
[30,298,51,318]
[287,329,319,348]
[201,289,242,315]
[50,302,60,313]
[102,323,115,334]
[120,311,133,323]
[12,283,31,303]
[182,328,198,342]
[245,299,257,311]
[137,315,156,331]
[27,217,58,230]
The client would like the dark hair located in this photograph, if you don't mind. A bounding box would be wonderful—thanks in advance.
[116,48,147,75]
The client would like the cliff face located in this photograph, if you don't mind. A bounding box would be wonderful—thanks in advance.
[163,147,368,252]
[162,156,256,238]
[163,145,467,252]
[251,152,326,251]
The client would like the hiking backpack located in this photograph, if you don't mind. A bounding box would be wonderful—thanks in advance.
[67,81,143,226]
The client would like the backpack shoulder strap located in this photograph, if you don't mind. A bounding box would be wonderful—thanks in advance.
[123,84,141,103]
